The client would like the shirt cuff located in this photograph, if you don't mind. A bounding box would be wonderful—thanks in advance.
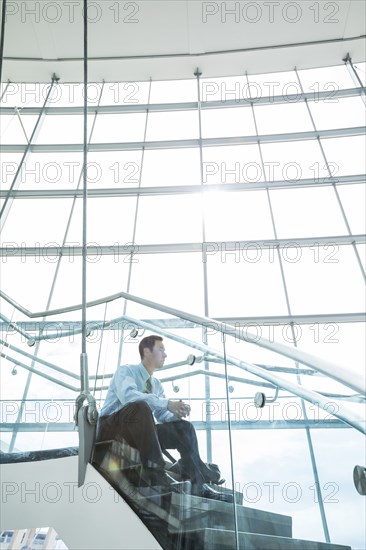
[159,397,169,409]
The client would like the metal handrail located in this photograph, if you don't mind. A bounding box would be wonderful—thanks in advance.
[119,315,365,435]
[1,310,365,433]
[2,348,364,434]
[0,339,80,380]
[0,352,77,392]
[1,288,365,396]
[2,340,362,400]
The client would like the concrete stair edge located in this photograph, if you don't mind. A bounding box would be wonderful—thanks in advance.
[193,527,352,550]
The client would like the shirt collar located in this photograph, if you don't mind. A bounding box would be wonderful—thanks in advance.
[138,362,152,380]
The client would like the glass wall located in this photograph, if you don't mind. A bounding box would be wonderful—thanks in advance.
[1,61,365,548]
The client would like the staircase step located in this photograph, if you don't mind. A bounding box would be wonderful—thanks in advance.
[93,440,139,471]
[96,461,351,550]
[168,493,292,538]
[189,528,351,550]
[96,450,292,540]
[95,440,243,492]
[96,464,184,531]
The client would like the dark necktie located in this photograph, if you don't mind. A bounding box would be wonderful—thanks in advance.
[144,376,153,394]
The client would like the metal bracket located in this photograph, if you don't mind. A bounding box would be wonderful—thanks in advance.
[254,387,279,408]
[74,392,98,426]
[354,465,366,495]
[187,353,196,365]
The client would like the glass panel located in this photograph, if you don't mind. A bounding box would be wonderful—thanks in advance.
[86,150,142,189]
[91,331,237,550]
[320,135,366,176]
[51,82,99,107]
[0,297,27,325]
[48,255,130,310]
[203,189,275,241]
[0,432,13,452]
[227,326,365,547]
[23,368,77,412]
[288,322,365,378]
[100,81,151,105]
[0,356,33,402]
[17,152,83,190]
[202,144,262,185]
[269,186,348,238]
[1,198,75,246]
[253,102,313,134]
[354,61,366,86]
[150,79,197,103]
[145,110,199,141]
[0,114,38,144]
[308,429,366,549]
[229,427,324,539]
[206,248,288,317]
[4,433,53,452]
[201,106,256,138]
[222,322,296,368]
[200,75,249,102]
[34,115,92,144]
[297,65,357,92]
[308,96,365,130]
[282,245,365,314]
[134,195,202,244]
[23,310,116,392]
[0,256,58,311]
[247,70,302,99]
[141,148,201,186]
[261,140,327,182]
[66,196,137,245]
[209,328,363,547]
[336,184,366,234]
[126,253,204,318]
[91,113,147,143]
[0,82,53,107]
[356,244,366,271]
[0,153,23,190]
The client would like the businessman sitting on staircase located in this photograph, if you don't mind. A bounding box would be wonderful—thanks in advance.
[96,334,233,502]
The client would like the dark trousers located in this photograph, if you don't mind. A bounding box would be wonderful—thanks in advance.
[96,400,205,484]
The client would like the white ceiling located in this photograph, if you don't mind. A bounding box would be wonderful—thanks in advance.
[1,0,366,82]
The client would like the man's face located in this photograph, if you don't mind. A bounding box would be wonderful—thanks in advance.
[147,341,167,369]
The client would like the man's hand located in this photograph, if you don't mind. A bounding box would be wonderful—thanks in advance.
[168,399,191,419]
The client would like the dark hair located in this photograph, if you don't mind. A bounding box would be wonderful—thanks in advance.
[139,335,163,360]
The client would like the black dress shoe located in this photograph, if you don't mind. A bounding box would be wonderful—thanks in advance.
[140,467,182,492]
[192,483,234,503]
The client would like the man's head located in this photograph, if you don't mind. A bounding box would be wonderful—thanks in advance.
[139,335,166,370]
